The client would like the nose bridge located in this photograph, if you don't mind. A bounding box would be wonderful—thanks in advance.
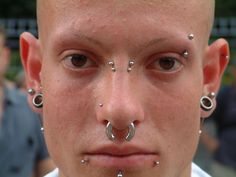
[98,71,144,130]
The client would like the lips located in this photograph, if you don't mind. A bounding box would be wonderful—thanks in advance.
[83,145,159,169]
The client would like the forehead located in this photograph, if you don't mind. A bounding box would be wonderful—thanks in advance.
[38,0,212,48]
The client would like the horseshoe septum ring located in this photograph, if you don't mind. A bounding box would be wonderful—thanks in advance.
[106,121,135,141]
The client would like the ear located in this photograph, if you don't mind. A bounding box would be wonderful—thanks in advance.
[20,32,42,113]
[201,38,229,118]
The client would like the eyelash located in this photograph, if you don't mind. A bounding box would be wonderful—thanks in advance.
[62,53,97,70]
[146,53,185,73]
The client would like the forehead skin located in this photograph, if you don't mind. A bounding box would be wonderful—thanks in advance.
[37,0,214,51]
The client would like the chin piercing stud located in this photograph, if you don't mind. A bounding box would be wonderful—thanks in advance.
[108,61,116,72]
[127,61,135,72]
[188,33,194,40]
[182,50,189,58]
[117,170,123,177]
[28,88,35,95]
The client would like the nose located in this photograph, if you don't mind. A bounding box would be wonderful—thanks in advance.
[96,69,145,134]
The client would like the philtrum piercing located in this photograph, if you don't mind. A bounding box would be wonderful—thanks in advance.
[117,170,123,177]
[182,50,189,59]
[188,33,194,40]
[108,61,116,72]
[127,61,134,72]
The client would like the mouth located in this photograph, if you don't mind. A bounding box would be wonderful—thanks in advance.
[83,145,159,169]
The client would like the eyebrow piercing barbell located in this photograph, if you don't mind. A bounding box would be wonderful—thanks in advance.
[182,50,189,59]
[108,61,116,72]
[188,33,194,40]
[127,61,135,72]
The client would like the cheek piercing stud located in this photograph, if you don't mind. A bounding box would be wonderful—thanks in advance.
[117,170,123,177]
[108,61,116,72]
[182,50,189,59]
[127,61,135,72]
[188,33,194,40]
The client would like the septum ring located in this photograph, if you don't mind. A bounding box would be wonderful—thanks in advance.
[106,121,135,141]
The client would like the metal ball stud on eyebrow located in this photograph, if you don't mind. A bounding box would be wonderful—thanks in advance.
[188,33,194,40]
[182,50,189,59]
[127,61,135,72]
[108,61,116,72]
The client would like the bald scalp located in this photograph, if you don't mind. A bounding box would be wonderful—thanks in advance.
[36,0,215,44]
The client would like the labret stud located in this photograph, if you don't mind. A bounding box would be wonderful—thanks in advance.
[81,159,89,164]
[117,170,123,177]
[108,61,116,72]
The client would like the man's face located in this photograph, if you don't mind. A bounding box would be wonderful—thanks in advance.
[37,0,212,177]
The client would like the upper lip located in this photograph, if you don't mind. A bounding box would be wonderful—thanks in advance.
[84,144,158,156]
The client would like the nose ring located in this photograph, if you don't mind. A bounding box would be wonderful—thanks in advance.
[106,121,135,141]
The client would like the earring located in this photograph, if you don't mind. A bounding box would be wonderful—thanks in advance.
[33,93,43,108]
[199,118,205,134]
[108,61,116,72]
[200,95,213,111]
[127,61,135,72]
[28,88,35,95]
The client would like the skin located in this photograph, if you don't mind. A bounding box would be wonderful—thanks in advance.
[20,0,229,177]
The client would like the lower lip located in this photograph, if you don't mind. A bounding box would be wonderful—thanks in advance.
[84,154,158,169]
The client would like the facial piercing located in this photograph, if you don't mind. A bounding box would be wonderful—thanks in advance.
[108,61,116,72]
[32,93,43,108]
[188,33,194,40]
[200,95,213,111]
[81,159,89,164]
[127,61,135,72]
[28,88,35,95]
[182,50,189,59]
[99,103,103,107]
[106,121,135,141]
[117,170,123,177]
[154,161,160,167]
[41,127,44,132]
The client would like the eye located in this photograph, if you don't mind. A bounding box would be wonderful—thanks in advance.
[148,56,183,72]
[62,54,96,69]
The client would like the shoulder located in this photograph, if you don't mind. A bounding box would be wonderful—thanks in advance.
[44,168,59,177]
[191,163,211,177]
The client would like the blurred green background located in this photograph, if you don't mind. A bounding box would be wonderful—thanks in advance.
[0,0,236,84]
